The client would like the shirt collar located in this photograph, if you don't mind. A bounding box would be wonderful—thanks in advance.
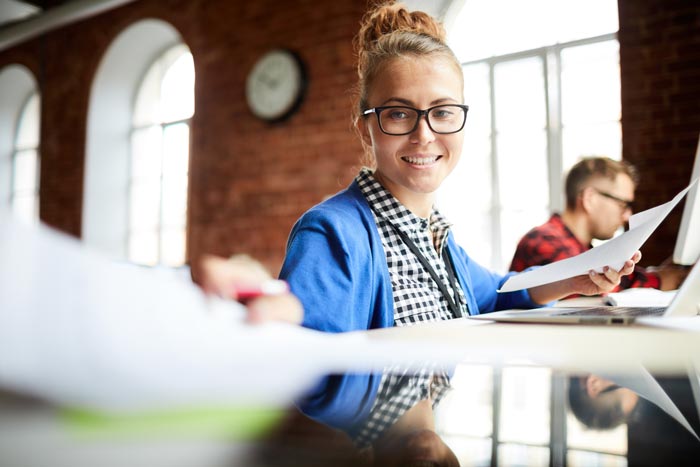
[551,213,590,248]
[356,168,452,243]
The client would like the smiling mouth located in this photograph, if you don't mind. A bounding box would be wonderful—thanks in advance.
[402,155,441,165]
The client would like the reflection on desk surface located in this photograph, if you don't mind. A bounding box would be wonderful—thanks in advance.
[3,364,700,467]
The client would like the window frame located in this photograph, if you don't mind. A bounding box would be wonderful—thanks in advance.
[127,44,193,267]
[10,91,41,224]
[453,32,619,272]
[82,19,187,262]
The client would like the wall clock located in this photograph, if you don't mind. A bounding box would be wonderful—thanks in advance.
[245,49,307,122]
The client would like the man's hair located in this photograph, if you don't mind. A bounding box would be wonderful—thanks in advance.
[565,157,639,210]
[567,376,627,430]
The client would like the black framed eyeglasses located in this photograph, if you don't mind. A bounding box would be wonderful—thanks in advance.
[362,104,469,136]
[593,189,634,211]
[599,384,622,395]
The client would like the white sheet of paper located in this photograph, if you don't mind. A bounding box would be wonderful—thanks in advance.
[691,364,700,429]
[605,288,677,307]
[600,366,699,441]
[0,210,407,412]
[499,179,698,293]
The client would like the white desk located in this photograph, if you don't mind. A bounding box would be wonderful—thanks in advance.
[364,315,700,376]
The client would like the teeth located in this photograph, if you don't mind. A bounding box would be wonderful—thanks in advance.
[403,156,438,165]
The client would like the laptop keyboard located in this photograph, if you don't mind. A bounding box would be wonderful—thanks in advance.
[557,306,667,317]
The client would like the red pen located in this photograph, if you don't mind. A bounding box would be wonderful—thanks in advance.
[233,279,289,301]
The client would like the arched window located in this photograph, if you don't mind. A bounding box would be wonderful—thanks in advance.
[128,45,193,266]
[83,20,191,266]
[0,65,39,223]
[439,0,621,273]
[11,92,41,224]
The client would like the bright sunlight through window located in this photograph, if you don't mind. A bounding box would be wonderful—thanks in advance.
[11,92,40,225]
[129,45,193,267]
[437,2,624,464]
[439,0,621,274]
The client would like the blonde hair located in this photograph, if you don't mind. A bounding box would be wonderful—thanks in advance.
[353,2,463,139]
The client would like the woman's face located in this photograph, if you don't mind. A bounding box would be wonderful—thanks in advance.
[360,55,465,212]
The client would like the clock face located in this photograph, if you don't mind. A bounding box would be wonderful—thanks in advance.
[245,49,306,121]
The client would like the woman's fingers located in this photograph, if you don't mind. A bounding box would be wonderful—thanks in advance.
[246,294,304,324]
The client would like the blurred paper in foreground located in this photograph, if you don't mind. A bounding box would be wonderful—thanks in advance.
[0,209,367,413]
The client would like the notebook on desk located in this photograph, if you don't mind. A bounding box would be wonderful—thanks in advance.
[470,260,700,325]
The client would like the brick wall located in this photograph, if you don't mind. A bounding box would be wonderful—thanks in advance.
[619,0,700,265]
[0,0,366,274]
[1,0,699,273]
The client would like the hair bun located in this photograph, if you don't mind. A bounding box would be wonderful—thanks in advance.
[356,2,446,53]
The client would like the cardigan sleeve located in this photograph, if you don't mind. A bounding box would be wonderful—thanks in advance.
[447,235,544,314]
[279,204,388,332]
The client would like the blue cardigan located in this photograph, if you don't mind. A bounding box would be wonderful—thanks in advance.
[279,180,541,436]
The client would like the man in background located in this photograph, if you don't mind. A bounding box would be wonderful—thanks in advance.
[510,156,687,291]
[568,373,640,430]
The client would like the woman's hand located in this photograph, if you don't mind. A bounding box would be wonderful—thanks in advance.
[245,293,304,324]
[192,254,303,324]
[529,251,642,304]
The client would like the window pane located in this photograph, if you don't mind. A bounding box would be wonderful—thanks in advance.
[499,367,551,444]
[441,435,492,467]
[133,65,161,127]
[129,180,161,231]
[494,57,548,271]
[498,444,549,467]
[162,123,189,229]
[463,63,492,136]
[562,122,622,172]
[12,149,38,192]
[129,230,158,266]
[496,130,548,210]
[162,123,190,176]
[160,227,186,267]
[450,0,618,62]
[131,126,162,180]
[162,175,187,227]
[11,194,38,225]
[16,93,40,149]
[436,365,493,437]
[494,57,546,131]
[438,63,492,267]
[561,40,622,170]
[160,52,194,123]
[568,450,627,467]
[497,128,549,267]
[562,41,620,125]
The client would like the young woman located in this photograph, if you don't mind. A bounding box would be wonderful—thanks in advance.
[279,1,640,447]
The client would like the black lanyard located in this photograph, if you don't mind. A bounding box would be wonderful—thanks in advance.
[389,223,465,319]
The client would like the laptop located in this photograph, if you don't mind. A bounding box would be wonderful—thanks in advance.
[470,260,700,325]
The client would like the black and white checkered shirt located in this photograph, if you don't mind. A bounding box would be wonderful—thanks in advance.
[352,168,468,447]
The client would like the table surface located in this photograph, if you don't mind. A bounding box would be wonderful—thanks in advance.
[3,317,700,467]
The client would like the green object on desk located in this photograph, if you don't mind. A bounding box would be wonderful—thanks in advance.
[62,406,285,440]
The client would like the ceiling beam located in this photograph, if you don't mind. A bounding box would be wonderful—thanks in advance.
[0,0,136,52]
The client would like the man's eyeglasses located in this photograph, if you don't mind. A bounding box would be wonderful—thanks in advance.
[593,189,634,211]
[599,384,622,395]
[362,104,469,136]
